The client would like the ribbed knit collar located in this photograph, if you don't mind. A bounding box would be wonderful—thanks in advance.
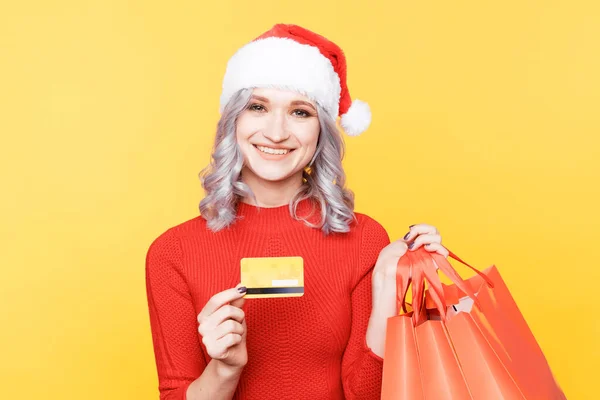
[235,198,322,232]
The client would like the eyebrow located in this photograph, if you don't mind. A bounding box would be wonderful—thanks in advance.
[291,100,317,111]
[250,95,317,112]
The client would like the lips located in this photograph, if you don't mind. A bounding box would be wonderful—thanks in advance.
[252,144,296,160]
[253,144,296,155]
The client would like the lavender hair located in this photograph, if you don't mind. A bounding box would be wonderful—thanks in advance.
[199,88,356,234]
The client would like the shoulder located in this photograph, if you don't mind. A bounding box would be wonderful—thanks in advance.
[352,212,391,273]
[352,212,390,247]
[150,215,213,244]
[145,215,209,269]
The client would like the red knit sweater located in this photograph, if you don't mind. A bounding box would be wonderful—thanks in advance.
[145,199,391,399]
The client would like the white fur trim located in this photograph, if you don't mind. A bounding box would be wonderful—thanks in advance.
[340,99,371,136]
[220,37,341,118]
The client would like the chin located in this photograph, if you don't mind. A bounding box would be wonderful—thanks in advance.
[254,170,296,182]
[246,164,298,182]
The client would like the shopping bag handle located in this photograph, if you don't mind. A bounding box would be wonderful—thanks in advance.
[396,248,494,324]
[446,250,494,289]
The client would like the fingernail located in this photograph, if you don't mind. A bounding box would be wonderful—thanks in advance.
[409,224,415,228]
[408,242,414,250]
[403,232,411,240]
[237,286,247,294]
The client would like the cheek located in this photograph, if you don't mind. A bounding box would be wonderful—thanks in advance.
[235,115,253,141]
[300,121,320,153]
[294,118,319,142]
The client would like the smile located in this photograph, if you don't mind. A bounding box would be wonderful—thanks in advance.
[254,145,294,156]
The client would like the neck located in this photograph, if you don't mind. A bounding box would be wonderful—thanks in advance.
[240,167,304,207]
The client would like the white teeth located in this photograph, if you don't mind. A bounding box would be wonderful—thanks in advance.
[256,145,290,155]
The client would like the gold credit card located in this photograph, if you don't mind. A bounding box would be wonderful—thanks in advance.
[240,256,304,298]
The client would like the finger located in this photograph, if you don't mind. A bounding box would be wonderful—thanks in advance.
[231,297,246,313]
[382,239,409,258]
[408,233,442,251]
[206,333,243,360]
[199,304,245,335]
[403,224,439,242]
[197,285,246,323]
[424,242,449,258]
[214,333,243,358]
[232,283,248,311]
[230,286,246,309]
[210,320,245,341]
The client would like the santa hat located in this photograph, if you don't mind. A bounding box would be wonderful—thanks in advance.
[219,24,372,136]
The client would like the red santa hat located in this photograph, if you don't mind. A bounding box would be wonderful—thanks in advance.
[219,24,372,136]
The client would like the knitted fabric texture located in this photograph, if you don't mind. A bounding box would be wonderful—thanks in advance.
[145,199,391,399]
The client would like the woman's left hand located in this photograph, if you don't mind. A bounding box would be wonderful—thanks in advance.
[366,223,448,357]
[403,223,449,258]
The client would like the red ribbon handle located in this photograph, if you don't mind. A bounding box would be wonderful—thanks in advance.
[396,248,494,324]
[447,250,494,288]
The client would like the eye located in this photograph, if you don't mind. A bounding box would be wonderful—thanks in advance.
[292,109,312,118]
[248,103,266,112]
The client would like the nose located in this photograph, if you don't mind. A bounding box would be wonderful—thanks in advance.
[262,111,290,143]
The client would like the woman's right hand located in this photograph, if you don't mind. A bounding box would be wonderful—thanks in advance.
[197,285,248,370]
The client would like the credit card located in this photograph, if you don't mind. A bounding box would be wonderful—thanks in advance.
[240,256,304,298]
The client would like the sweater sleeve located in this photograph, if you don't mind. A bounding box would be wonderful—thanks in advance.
[341,217,391,399]
[145,229,205,400]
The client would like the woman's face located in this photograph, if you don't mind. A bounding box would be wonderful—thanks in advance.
[236,88,320,183]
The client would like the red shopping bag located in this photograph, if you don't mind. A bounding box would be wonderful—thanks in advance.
[380,248,566,400]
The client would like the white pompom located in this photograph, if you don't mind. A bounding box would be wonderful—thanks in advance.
[340,99,372,136]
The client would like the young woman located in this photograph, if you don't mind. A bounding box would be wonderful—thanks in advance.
[145,24,448,400]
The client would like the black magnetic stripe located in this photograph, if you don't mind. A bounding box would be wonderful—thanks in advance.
[246,287,304,295]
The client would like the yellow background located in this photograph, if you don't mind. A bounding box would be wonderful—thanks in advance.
[1,1,598,399]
